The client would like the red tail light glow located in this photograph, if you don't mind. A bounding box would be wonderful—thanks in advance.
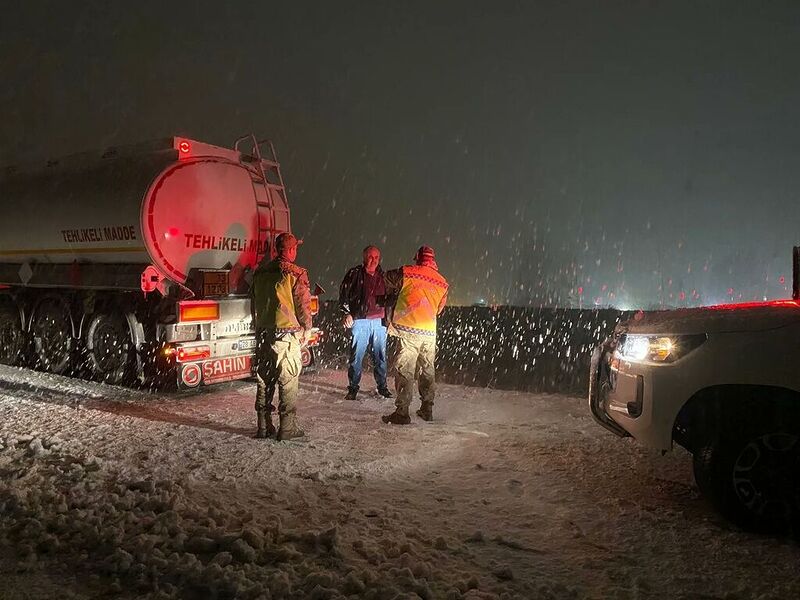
[177,345,211,363]
[707,299,800,310]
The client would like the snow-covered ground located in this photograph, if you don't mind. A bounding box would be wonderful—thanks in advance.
[0,365,798,600]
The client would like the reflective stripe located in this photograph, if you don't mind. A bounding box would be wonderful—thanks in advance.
[394,323,437,336]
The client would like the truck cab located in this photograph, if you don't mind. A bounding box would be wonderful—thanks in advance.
[589,250,800,534]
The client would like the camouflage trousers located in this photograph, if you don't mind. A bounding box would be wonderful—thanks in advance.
[255,330,302,416]
[391,334,436,411]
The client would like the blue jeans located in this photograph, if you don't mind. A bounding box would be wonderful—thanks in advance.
[348,318,388,392]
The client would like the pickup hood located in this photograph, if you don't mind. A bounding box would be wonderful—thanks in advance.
[620,300,800,335]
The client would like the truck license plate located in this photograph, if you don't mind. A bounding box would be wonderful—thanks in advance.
[238,339,256,350]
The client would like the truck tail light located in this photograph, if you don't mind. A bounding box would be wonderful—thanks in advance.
[179,301,220,322]
[177,345,211,363]
[310,296,319,315]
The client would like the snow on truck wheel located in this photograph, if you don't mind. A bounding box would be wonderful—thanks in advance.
[84,312,134,384]
[31,296,73,375]
[0,300,24,366]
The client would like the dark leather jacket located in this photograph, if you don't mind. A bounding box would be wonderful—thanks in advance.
[339,265,386,320]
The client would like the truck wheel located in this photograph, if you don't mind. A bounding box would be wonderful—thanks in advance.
[693,431,800,534]
[32,299,73,374]
[0,306,24,366]
[84,313,133,384]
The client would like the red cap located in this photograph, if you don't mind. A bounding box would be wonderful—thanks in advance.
[415,245,435,263]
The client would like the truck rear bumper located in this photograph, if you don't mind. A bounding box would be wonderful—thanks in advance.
[173,332,322,388]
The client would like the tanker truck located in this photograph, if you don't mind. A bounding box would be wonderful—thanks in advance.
[0,135,323,388]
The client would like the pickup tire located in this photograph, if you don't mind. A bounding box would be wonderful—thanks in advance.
[693,429,800,534]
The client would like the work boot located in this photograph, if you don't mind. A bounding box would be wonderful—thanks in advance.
[381,408,411,425]
[255,412,276,439]
[277,413,306,441]
[416,402,433,422]
[345,388,358,401]
[377,387,393,399]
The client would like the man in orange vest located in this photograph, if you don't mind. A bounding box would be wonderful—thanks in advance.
[252,232,312,441]
[381,245,449,424]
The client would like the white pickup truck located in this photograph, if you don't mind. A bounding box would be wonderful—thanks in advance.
[589,249,800,533]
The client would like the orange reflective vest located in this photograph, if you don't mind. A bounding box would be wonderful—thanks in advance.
[252,258,312,333]
[390,265,448,337]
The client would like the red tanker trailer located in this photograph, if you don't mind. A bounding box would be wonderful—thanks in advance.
[0,134,322,388]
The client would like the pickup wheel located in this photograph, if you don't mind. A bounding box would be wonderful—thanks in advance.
[693,430,800,534]
[84,313,134,385]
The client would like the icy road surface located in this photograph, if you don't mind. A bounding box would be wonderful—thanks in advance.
[0,365,798,600]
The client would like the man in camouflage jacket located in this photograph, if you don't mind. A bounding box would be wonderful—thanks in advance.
[252,233,312,441]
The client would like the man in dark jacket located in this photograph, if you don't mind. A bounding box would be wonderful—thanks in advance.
[339,245,393,401]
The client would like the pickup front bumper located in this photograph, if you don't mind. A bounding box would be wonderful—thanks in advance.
[588,339,630,438]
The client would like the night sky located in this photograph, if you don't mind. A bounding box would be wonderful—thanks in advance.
[2,1,800,307]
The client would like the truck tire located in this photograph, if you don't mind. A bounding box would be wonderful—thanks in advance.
[84,313,134,385]
[32,298,73,374]
[693,429,800,534]
[0,306,24,366]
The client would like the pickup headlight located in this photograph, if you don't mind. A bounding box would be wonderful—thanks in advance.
[615,333,706,363]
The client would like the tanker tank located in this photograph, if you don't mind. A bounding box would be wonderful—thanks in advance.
[0,137,289,291]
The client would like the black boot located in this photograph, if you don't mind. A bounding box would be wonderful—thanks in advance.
[377,387,393,399]
[277,413,306,441]
[255,411,276,439]
[416,402,433,422]
[345,388,358,401]
[381,407,411,425]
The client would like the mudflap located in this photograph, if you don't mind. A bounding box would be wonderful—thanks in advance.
[301,345,318,373]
